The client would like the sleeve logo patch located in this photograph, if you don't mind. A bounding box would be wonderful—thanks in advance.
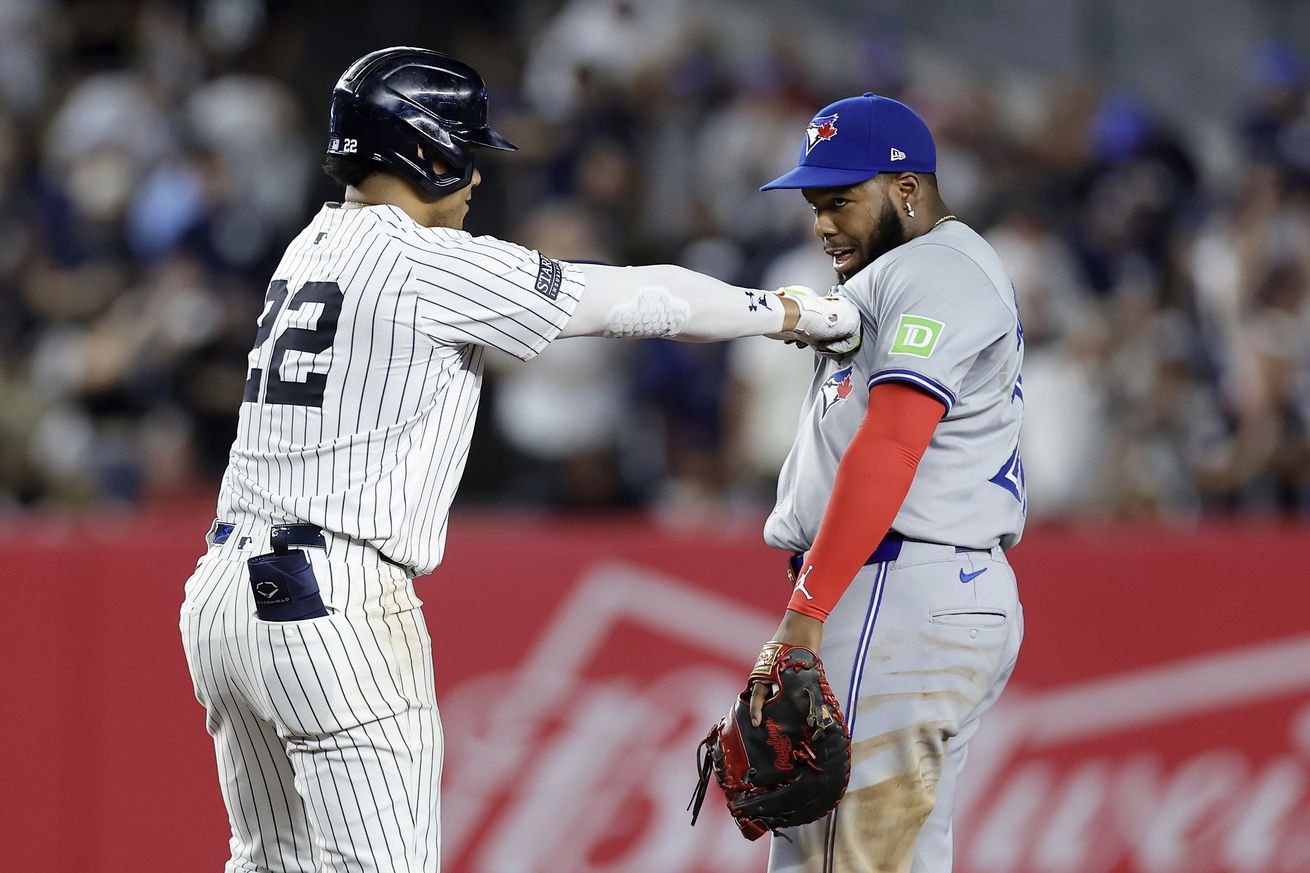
[889,314,944,358]
[535,256,563,301]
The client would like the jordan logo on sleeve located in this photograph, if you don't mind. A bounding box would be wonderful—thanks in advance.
[794,565,815,600]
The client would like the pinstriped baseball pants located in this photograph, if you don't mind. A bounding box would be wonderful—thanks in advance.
[180,525,441,873]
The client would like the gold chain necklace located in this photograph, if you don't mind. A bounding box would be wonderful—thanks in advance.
[931,214,958,229]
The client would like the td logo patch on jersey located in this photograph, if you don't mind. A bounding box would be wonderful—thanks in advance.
[820,365,855,418]
[889,314,945,358]
[804,114,839,155]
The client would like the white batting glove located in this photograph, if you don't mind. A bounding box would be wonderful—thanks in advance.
[769,286,862,356]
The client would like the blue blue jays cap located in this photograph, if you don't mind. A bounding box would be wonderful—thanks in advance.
[760,92,936,191]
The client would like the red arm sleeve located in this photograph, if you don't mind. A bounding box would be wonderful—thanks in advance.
[787,381,945,620]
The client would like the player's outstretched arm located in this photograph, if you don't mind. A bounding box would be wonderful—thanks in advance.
[559,263,859,346]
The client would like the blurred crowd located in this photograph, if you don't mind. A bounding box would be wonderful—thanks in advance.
[2,0,1309,521]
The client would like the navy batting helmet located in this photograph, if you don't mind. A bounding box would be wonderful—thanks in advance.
[326,47,517,197]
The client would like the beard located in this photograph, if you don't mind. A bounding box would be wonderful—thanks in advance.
[865,196,912,263]
[838,196,911,285]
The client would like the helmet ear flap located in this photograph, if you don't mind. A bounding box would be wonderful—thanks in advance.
[409,138,475,196]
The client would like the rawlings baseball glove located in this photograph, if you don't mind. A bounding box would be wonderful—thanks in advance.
[689,642,852,840]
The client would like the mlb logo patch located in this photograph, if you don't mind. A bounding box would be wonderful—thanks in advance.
[804,113,839,155]
[820,365,855,418]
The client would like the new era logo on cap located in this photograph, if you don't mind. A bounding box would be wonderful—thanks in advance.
[890,147,906,161]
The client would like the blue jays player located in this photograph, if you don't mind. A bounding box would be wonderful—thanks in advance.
[745,93,1026,872]
[178,48,860,873]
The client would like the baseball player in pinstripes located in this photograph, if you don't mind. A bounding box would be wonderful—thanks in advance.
[743,93,1026,872]
[179,47,859,873]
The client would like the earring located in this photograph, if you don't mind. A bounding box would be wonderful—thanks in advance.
[905,201,916,218]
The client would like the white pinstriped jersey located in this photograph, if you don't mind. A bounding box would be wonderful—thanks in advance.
[765,221,1026,552]
[216,202,582,574]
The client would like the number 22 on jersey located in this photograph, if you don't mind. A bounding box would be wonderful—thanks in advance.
[242,279,345,408]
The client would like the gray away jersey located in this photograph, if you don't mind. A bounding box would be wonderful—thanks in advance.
[216,202,582,574]
[765,220,1026,553]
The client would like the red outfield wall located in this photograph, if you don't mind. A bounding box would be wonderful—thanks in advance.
[1,508,1307,873]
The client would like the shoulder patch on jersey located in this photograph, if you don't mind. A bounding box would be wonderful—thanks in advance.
[889,314,945,358]
[535,256,563,301]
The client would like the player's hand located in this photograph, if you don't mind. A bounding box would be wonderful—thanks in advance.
[749,610,825,727]
[768,286,862,356]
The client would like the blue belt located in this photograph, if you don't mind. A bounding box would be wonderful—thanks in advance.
[209,520,412,572]
[210,521,326,552]
[788,532,986,577]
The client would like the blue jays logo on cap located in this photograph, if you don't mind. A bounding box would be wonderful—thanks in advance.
[820,365,855,418]
[804,114,839,155]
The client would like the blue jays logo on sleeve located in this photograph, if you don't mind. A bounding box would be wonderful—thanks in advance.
[805,114,839,155]
[820,364,855,418]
